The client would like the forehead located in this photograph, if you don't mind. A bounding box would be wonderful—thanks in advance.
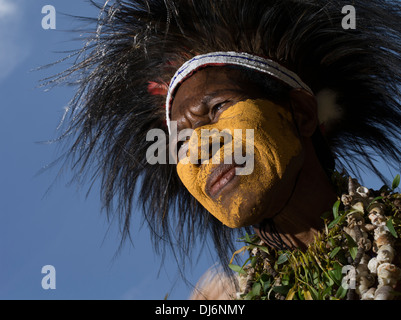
[171,67,255,113]
[174,67,246,96]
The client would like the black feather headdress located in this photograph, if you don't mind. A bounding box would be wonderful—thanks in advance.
[50,0,401,273]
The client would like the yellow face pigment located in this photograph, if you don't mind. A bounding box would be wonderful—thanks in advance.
[176,99,302,228]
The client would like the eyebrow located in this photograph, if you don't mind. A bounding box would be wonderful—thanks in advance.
[200,89,245,105]
[174,88,246,132]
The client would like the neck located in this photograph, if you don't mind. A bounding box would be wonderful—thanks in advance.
[254,140,338,250]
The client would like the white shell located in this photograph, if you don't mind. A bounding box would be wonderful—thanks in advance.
[369,202,385,212]
[358,237,372,251]
[374,226,390,240]
[377,245,395,264]
[374,285,394,300]
[356,186,369,198]
[341,194,352,206]
[377,263,401,287]
[368,257,379,274]
[348,177,360,195]
[357,275,375,295]
[361,287,376,300]
[369,212,386,227]
[344,227,357,242]
[351,202,365,213]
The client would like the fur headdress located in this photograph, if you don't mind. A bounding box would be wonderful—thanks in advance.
[49,0,401,272]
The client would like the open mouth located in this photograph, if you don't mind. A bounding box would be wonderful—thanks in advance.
[205,161,245,198]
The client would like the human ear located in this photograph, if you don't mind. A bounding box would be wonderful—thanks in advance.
[289,89,319,137]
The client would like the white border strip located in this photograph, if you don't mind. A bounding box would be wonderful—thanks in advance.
[166,51,313,133]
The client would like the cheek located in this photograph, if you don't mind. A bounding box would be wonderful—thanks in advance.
[222,99,302,183]
[252,116,302,183]
[176,161,204,198]
[175,99,303,228]
[177,161,228,222]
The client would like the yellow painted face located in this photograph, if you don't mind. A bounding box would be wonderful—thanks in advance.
[176,99,302,228]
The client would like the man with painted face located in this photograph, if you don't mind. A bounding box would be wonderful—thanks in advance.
[169,54,337,250]
[54,0,401,299]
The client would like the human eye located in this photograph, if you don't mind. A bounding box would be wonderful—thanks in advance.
[211,100,230,118]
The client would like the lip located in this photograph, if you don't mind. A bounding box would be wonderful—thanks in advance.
[205,161,244,198]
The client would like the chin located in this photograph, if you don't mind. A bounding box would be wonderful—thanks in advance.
[216,158,304,228]
[215,180,277,228]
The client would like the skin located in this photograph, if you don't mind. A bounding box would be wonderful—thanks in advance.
[170,67,338,249]
[176,98,304,228]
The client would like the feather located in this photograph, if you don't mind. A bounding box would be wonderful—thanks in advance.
[46,0,401,275]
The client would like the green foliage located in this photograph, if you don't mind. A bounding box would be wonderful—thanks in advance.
[387,218,398,239]
[231,174,401,300]
[233,231,352,300]
[228,263,246,275]
[392,174,400,190]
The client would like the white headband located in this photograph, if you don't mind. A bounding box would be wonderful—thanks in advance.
[165,51,313,134]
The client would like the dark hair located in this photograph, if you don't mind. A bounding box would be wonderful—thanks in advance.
[46,0,401,276]
[235,66,336,177]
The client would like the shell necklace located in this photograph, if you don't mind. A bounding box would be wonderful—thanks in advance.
[230,173,401,300]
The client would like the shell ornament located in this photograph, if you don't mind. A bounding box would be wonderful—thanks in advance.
[230,173,401,300]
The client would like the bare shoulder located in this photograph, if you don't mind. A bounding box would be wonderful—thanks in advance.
[190,268,237,300]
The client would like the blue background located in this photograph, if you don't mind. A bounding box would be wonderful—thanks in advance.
[0,0,398,300]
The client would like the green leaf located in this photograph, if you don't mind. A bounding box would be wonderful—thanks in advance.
[228,263,246,275]
[298,288,305,300]
[328,263,343,286]
[243,292,254,300]
[367,196,384,211]
[262,279,271,293]
[277,253,289,265]
[309,286,320,300]
[282,273,291,286]
[260,273,270,283]
[251,256,257,268]
[260,274,272,294]
[286,287,296,300]
[329,247,341,259]
[392,174,400,190]
[328,215,342,229]
[303,290,313,300]
[310,271,318,284]
[336,284,348,299]
[322,285,333,299]
[258,246,270,255]
[325,275,334,287]
[272,285,291,295]
[387,218,398,238]
[332,200,341,219]
[252,282,261,297]
[344,233,358,260]
[349,247,358,260]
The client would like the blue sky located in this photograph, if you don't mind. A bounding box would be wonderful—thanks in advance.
[0,0,218,300]
[0,0,399,300]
